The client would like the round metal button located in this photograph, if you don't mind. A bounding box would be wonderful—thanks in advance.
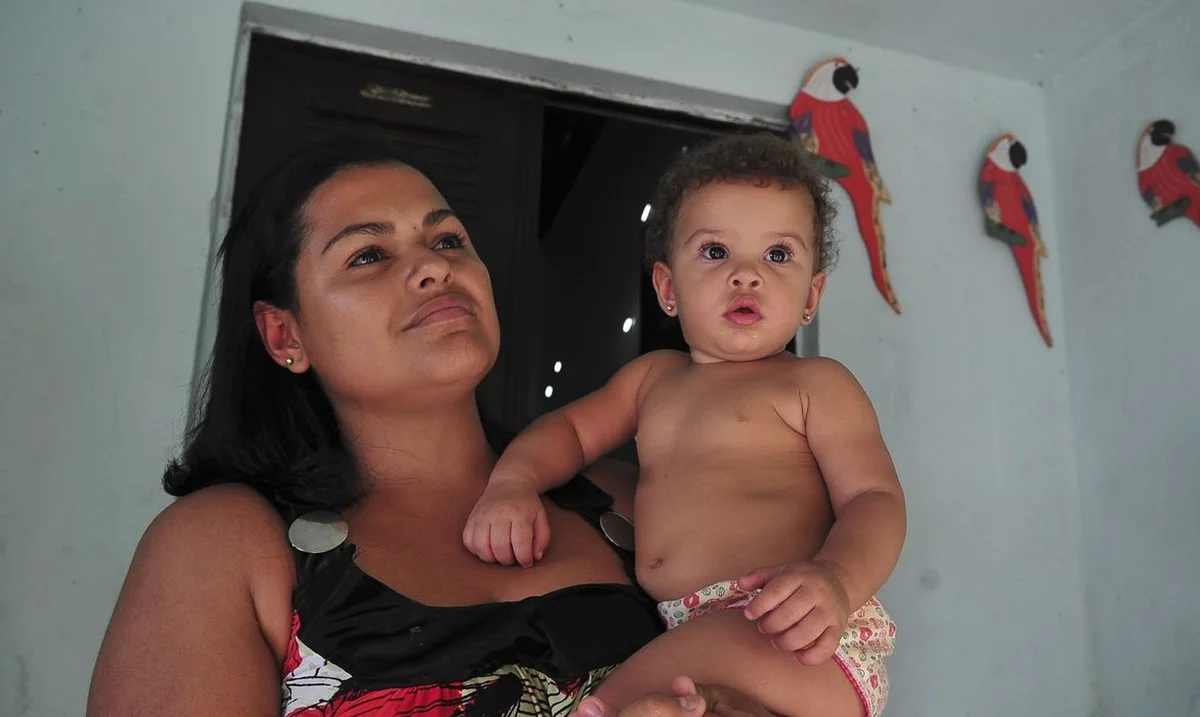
[600,511,635,551]
[288,511,349,554]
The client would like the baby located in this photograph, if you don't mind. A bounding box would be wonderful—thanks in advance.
[464,134,905,717]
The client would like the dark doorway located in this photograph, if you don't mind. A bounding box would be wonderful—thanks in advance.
[232,34,789,445]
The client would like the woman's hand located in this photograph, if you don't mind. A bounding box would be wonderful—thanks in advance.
[679,677,776,717]
[577,677,774,717]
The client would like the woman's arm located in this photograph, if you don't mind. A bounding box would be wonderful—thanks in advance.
[87,485,295,717]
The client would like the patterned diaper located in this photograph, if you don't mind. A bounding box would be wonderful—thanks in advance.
[657,580,895,717]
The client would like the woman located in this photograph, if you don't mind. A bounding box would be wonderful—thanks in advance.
[87,138,766,717]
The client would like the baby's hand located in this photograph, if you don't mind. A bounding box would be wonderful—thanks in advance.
[462,472,550,567]
[738,561,851,666]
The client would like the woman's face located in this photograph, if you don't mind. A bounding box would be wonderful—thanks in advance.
[288,163,500,408]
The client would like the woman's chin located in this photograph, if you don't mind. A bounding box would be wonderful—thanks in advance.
[418,339,497,388]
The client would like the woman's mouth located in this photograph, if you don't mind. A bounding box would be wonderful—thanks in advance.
[405,293,475,329]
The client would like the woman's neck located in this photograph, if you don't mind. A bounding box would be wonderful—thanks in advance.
[338,397,496,511]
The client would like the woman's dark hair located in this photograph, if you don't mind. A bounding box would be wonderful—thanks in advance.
[165,136,510,516]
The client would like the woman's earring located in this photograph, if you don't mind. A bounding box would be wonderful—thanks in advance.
[803,312,813,323]
[285,357,295,367]
[666,301,676,314]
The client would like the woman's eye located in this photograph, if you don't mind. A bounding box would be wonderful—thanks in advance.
[767,247,792,263]
[349,247,386,267]
[701,244,728,261]
[434,232,467,251]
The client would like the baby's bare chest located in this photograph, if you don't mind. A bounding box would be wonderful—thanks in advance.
[636,372,806,461]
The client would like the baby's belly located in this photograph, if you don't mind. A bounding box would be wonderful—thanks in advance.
[633,461,834,602]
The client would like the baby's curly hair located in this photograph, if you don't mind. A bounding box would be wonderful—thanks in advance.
[644,133,838,273]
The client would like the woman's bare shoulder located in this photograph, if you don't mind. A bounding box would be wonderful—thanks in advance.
[146,483,295,629]
[151,482,286,533]
[87,484,296,716]
[144,484,292,572]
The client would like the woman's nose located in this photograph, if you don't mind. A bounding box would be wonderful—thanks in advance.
[408,250,453,291]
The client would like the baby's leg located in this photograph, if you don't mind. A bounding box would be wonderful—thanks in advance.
[591,609,861,717]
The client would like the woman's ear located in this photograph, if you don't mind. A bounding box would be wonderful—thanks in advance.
[253,301,310,372]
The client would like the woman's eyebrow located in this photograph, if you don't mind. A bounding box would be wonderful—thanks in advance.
[321,208,457,255]
[423,207,456,229]
[321,221,394,255]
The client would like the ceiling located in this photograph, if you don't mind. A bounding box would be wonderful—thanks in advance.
[678,0,1172,83]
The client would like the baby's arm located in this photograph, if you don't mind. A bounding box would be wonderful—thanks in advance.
[742,357,906,663]
[463,350,682,566]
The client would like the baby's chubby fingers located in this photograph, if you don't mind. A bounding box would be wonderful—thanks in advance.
[533,508,550,562]
[733,566,778,594]
[796,626,840,666]
[754,587,816,636]
[739,567,801,621]
[769,608,829,652]
[490,521,517,566]
[511,518,536,568]
[465,521,497,563]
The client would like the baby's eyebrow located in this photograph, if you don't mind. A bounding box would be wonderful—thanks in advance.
[767,231,810,249]
[682,227,724,246]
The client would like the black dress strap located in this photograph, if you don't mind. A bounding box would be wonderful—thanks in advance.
[548,475,638,584]
[287,474,637,584]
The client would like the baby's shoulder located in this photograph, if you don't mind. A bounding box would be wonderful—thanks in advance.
[791,354,851,376]
[789,356,865,395]
[770,357,872,431]
[630,349,691,386]
[635,348,691,371]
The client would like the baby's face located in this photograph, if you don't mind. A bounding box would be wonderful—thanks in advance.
[654,181,825,364]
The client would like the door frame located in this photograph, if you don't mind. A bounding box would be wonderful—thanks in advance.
[190,4,814,418]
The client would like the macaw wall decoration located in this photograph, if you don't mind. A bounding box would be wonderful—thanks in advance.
[1137,119,1200,230]
[979,134,1052,348]
[789,57,900,314]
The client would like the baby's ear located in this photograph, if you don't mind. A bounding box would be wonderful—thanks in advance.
[802,272,828,325]
[651,262,677,316]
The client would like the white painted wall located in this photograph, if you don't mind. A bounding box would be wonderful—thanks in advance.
[1047,2,1200,715]
[817,50,1093,717]
[0,1,1092,715]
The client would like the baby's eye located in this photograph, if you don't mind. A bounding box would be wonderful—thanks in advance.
[701,244,728,261]
[766,247,792,264]
[349,246,386,267]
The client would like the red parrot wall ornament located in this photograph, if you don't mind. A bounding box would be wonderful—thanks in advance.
[978,134,1052,348]
[789,57,900,314]
[1137,119,1200,230]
